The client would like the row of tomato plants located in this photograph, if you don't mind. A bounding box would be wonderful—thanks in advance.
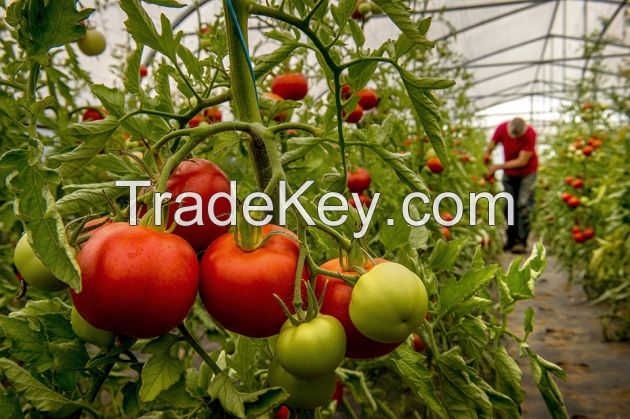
[0,1,569,418]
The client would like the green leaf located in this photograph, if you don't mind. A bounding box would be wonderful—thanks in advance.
[56,181,128,217]
[7,0,93,63]
[253,41,300,80]
[0,359,86,417]
[2,149,81,290]
[439,265,498,318]
[124,48,143,95]
[120,0,181,60]
[208,373,245,418]
[389,347,448,418]
[371,0,434,48]
[524,306,535,337]
[493,347,524,407]
[529,354,569,419]
[428,238,464,273]
[0,317,53,372]
[0,388,23,419]
[49,117,119,177]
[139,334,184,402]
[367,141,428,193]
[143,0,185,6]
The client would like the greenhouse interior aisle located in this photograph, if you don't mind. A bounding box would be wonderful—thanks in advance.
[505,254,630,418]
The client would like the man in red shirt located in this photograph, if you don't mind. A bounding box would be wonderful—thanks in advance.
[484,117,538,254]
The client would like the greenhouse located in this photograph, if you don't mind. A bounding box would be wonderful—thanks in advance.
[0,0,628,418]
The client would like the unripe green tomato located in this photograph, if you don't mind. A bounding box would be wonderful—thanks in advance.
[77,29,106,56]
[14,234,68,292]
[71,306,114,348]
[357,2,371,15]
[579,196,589,205]
[199,38,212,49]
[349,262,428,343]
[368,2,383,14]
[276,315,346,379]
[268,359,337,409]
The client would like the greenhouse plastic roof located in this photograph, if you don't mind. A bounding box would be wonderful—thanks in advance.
[26,1,630,130]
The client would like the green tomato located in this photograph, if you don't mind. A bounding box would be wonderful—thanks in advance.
[77,29,106,56]
[71,306,114,348]
[357,2,371,15]
[349,262,428,343]
[276,315,346,379]
[268,359,336,409]
[14,234,68,292]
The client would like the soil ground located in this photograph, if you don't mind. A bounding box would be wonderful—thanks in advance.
[502,253,630,419]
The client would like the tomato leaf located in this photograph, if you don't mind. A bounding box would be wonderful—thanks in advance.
[371,0,433,49]
[428,238,464,273]
[493,347,524,408]
[139,334,184,402]
[528,353,568,419]
[6,0,93,64]
[208,373,246,418]
[124,47,143,96]
[390,347,448,418]
[0,359,86,417]
[253,41,300,80]
[142,0,185,6]
[0,317,53,372]
[2,148,81,290]
[438,265,498,318]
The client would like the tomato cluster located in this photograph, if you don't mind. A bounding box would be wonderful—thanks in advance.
[346,168,372,207]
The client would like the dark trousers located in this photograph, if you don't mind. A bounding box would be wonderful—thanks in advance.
[502,173,536,246]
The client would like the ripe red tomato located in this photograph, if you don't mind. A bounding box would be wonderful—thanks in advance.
[347,168,371,193]
[571,225,581,235]
[426,157,443,174]
[275,406,290,419]
[82,108,103,122]
[139,65,148,78]
[440,211,454,222]
[356,89,378,110]
[314,258,402,359]
[348,193,371,208]
[159,158,231,251]
[571,178,584,189]
[440,226,451,241]
[272,73,308,101]
[561,192,572,202]
[403,137,414,147]
[588,137,603,148]
[342,104,364,124]
[567,196,580,208]
[412,333,425,352]
[199,225,308,338]
[188,114,204,127]
[331,380,343,403]
[263,92,289,122]
[573,231,586,243]
[71,223,199,338]
[582,145,593,156]
[564,176,574,185]
[341,84,352,100]
[583,228,595,239]
[460,154,471,163]
[203,107,222,123]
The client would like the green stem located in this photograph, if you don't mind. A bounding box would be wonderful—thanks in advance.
[0,78,25,90]
[178,324,222,374]
[270,122,321,136]
[85,362,115,403]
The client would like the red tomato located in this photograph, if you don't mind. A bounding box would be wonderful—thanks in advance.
[440,211,454,222]
[272,73,308,101]
[188,114,204,127]
[203,107,222,123]
[71,223,199,338]
[341,84,352,100]
[199,225,308,338]
[139,65,148,78]
[582,145,593,156]
[403,138,414,147]
[342,104,364,124]
[460,154,471,163]
[583,228,594,240]
[347,168,371,193]
[440,226,450,241]
[412,333,425,352]
[573,231,586,243]
[588,138,603,148]
[561,192,572,202]
[426,157,443,174]
[571,178,584,189]
[160,158,231,251]
[348,193,371,208]
[331,380,343,403]
[564,176,574,185]
[82,108,103,122]
[571,225,581,235]
[567,196,580,208]
[357,89,378,110]
[263,92,289,122]
[275,406,290,419]
[314,258,401,359]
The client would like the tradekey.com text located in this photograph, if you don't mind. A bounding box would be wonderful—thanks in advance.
[117,180,514,239]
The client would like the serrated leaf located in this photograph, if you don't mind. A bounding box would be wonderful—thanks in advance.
[124,48,143,95]
[121,0,181,60]
[372,0,434,48]
[439,265,498,318]
[0,359,85,417]
[253,42,299,80]
[139,334,183,402]
[428,238,464,273]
